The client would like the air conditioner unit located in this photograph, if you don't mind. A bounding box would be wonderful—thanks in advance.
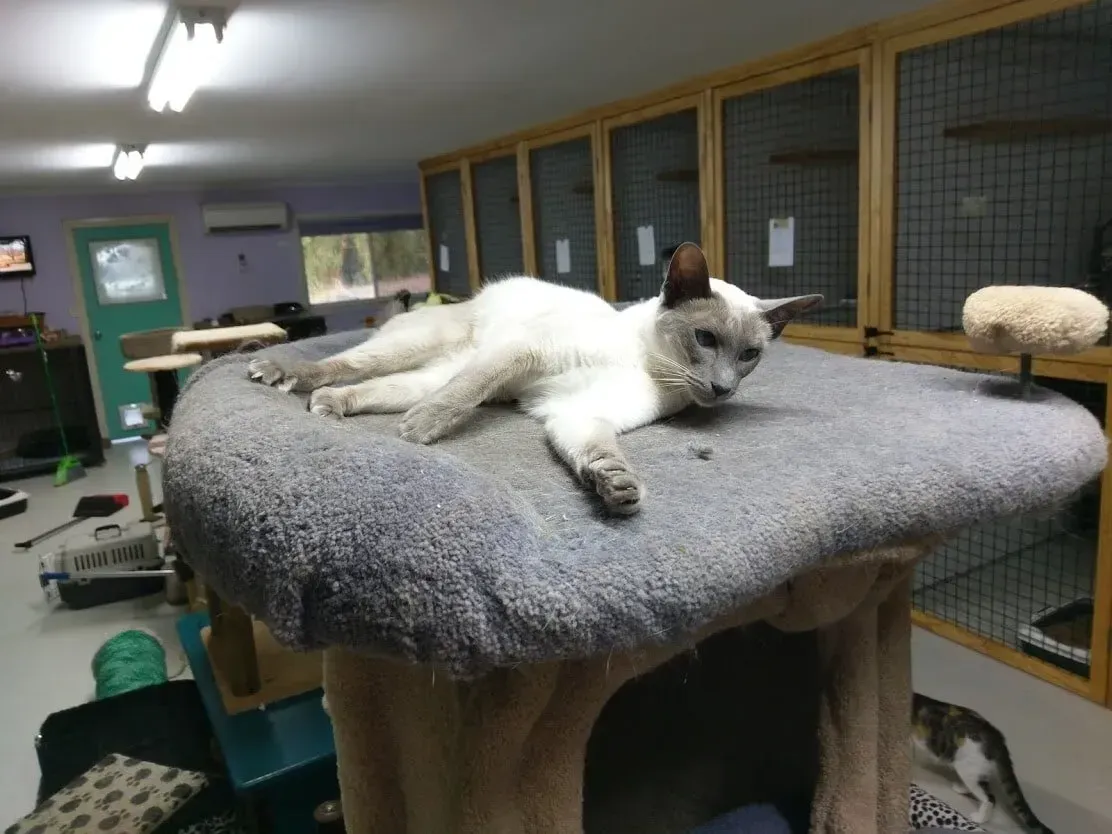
[201,202,289,234]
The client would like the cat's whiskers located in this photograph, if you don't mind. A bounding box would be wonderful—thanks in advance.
[648,352,689,375]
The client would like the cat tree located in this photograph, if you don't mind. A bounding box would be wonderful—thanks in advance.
[162,331,1105,833]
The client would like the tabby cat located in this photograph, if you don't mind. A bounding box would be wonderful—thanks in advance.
[911,692,1054,833]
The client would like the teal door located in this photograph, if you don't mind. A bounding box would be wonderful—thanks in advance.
[72,222,186,440]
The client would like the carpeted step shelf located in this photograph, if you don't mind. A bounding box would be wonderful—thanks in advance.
[161,330,1106,834]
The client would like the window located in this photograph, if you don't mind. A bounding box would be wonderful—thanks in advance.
[299,215,430,306]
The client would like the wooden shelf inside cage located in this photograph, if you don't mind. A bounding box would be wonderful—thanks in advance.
[768,149,857,166]
[572,181,594,195]
[943,118,1112,141]
[656,168,699,183]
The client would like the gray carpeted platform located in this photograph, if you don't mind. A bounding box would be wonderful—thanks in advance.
[162,331,1106,675]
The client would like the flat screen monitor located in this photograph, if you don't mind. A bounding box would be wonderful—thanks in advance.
[0,235,35,279]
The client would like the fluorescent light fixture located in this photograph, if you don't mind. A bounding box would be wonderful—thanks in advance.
[113,146,145,181]
[147,7,226,114]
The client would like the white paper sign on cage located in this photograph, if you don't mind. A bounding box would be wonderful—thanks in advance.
[555,239,572,274]
[636,225,656,266]
[768,217,795,268]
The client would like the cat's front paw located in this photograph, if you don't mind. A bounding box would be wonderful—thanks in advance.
[309,387,346,419]
[588,457,644,515]
[398,399,469,444]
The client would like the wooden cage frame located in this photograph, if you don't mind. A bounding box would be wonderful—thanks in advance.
[417,0,1112,707]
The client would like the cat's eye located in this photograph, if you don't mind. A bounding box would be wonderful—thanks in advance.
[694,329,717,348]
[739,348,761,362]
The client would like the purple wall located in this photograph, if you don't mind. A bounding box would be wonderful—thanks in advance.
[0,178,421,334]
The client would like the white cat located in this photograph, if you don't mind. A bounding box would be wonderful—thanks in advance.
[249,243,821,514]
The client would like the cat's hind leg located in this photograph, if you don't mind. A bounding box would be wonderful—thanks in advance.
[250,303,471,393]
[308,354,470,418]
[397,343,538,444]
[953,757,995,825]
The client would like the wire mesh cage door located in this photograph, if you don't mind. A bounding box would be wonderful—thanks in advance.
[472,155,525,282]
[609,108,701,301]
[720,65,861,331]
[529,135,599,292]
[892,0,1112,341]
[912,370,1106,692]
[425,169,470,296]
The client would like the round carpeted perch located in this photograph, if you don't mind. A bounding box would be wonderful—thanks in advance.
[963,285,1108,356]
[963,285,1109,397]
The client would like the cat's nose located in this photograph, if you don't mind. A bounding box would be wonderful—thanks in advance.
[711,382,730,398]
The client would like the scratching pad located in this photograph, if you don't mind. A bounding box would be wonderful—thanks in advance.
[963,285,1108,355]
[162,331,1105,832]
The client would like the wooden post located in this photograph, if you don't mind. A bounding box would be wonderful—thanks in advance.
[591,121,614,300]
[461,160,481,293]
[207,585,261,697]
[419,172,437,293]
[517,143,537,276]
[699,89,719,278]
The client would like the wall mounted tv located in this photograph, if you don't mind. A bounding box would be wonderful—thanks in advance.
[0,235,35,279]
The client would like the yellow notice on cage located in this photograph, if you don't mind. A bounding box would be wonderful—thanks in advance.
[768,217,794,268]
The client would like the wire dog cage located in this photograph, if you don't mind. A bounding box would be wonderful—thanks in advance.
[528,134,600,292]
[471,154,525,282]
[892,0,1112,689]
[424,168,470,297]
[720,65,862,330]
[608,108,702,301]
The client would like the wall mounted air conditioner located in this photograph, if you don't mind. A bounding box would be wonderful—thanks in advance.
[201,202,289,234]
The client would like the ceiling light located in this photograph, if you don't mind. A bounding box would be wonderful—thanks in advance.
[147,7,227,114]
[113,146,145,181]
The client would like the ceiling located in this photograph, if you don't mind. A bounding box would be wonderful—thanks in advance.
[1,0,938,192]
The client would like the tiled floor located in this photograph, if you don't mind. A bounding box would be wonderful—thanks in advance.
[1,446,1111,831]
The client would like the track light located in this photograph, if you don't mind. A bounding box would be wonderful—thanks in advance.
[113,146,145,181]
[147,7,227,114]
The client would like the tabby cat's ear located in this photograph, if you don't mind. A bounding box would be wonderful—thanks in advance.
[661,242,711,308]
[755,295,824,339]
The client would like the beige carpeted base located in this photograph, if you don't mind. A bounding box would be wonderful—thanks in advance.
[324,540,932,834]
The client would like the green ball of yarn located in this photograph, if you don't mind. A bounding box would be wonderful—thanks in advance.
[92,629,168,700]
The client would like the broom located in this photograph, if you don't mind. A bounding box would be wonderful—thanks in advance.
[30,313,86,486]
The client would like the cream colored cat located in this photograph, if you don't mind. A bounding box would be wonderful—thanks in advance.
[250,243,821,514]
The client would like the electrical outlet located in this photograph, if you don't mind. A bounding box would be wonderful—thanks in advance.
[959,195,988,218]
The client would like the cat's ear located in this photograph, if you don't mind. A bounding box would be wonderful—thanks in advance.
[755,294,824,338]
[661,242,711,308]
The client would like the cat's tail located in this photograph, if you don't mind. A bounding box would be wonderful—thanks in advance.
[997,744,1054,834]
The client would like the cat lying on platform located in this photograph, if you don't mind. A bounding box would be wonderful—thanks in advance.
[248,243,821,515]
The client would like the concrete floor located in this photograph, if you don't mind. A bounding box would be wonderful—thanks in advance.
[1,446,1111,831]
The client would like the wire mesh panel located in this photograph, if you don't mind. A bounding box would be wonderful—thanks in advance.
[894,0,1112,334]
[425,169,470,296]
[472,155,524,281]
[610,109,701,301]
[913,371,1104,681]
[722,68,860,326]
[530,137,598,292]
